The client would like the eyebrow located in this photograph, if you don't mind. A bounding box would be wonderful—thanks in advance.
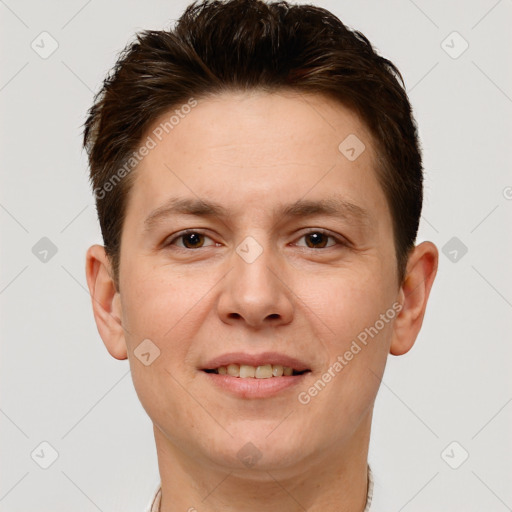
[143,195,372,233]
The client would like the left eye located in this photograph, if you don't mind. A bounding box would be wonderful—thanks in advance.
[295,231,341,249]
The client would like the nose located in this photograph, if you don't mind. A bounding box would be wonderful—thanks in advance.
[216,239,294,329]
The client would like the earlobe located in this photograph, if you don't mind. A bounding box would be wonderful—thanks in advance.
[85,244,127,360]
[389,241,439,356]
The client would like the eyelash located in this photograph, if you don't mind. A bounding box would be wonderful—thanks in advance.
[164,229,349,251]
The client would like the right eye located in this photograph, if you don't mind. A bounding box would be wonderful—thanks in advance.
[164,230,217,250]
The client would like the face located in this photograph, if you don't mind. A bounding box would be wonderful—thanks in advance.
[93,90,421,472]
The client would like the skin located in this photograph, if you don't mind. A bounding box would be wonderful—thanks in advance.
[86,90,438,512]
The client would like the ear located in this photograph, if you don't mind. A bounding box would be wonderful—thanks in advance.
[390,241,439,356]
[85,244,127,360]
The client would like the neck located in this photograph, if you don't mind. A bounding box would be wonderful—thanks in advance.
[154,412,372,512]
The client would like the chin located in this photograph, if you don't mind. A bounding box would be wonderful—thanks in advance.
[216,429,307,469]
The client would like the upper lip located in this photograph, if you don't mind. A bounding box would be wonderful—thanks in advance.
[201,351,310,372]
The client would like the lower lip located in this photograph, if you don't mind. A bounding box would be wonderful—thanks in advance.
[201,371,310,399]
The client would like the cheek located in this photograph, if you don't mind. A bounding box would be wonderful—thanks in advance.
[322,274,394,392]
[120,266,215,387]
[299,277,394,431]
[120,266,199,340]
[307,268,391,345]
[130,363,191,441]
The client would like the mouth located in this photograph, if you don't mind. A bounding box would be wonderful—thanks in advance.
[202,364,311,378]
[199,352,312,398]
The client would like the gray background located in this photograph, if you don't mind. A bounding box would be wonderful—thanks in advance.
[1,0,511,510]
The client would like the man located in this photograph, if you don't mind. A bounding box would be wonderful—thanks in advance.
[84,1,438,510]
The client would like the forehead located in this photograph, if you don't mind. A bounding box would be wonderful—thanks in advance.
[145,89,375,165]
[127,90,387,225]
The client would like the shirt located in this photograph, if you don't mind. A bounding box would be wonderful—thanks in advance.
[144,465,383,511]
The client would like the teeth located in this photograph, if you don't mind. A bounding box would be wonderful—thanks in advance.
[255,364,272,379]
[240,365,255,378]
[283,366,293,376]
[212,364,303,378]
[227,364,240,377]
[272,365,284,377]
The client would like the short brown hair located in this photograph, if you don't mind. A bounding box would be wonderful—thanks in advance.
[83,0,423,290]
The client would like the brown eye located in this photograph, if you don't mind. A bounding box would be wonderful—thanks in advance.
[166,230,215,249]
[304,232,330,248]
[181,232,205,248]
[296,230,343,249]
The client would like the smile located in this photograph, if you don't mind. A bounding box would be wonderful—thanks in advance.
[203,363,310,378]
